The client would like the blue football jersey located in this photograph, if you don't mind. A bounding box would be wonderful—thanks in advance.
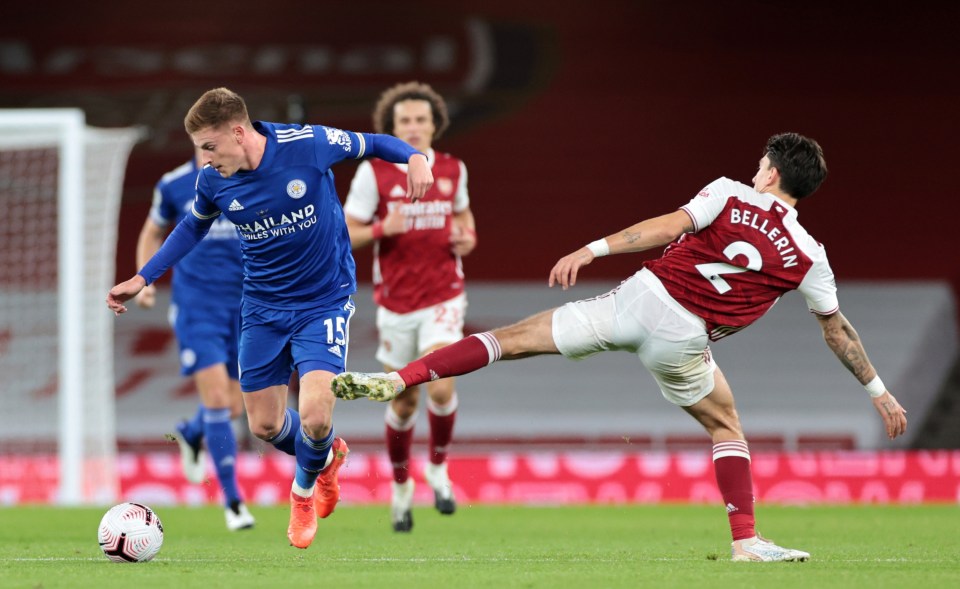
[151,159,243,304]
[192,122,365,310]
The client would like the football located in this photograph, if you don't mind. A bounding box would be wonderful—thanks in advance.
[97,502,164,563]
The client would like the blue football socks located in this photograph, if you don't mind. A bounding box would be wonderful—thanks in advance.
[267,407,300,456]
[294,427,334,491]
[202,407,241,507]
[178,404,205,447]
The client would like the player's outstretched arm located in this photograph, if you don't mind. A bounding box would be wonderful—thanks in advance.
[133,218,166,309]
[106,275,147,315]
[549,246,596,290]
[549,210,692,290]
[109,213,214,315]
[815,311,908,440]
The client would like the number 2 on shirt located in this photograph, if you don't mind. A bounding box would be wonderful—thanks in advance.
[695,241,762,294]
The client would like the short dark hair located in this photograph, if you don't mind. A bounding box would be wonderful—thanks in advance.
[764,133,828,199]
[372,81,450,140]
[184,87,251,134]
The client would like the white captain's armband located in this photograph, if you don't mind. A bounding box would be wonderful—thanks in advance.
[586,239,610,257]
[864,375,886,398]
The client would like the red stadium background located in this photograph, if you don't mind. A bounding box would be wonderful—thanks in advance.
[6,450,960,506]
[2,1,959,505]
[2,0,958,292]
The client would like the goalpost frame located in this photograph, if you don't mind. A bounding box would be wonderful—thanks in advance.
[0,108,99,505]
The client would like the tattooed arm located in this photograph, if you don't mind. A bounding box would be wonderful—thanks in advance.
[815,311,908,440]
[611,209,694,254]
[549,210,692,289]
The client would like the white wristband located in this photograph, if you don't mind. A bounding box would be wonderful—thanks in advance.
[586,239,610,257]
[864,375,886,398]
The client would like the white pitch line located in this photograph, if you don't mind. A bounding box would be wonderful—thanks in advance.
[1,556,952,564]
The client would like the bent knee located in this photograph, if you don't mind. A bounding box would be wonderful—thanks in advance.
[684,400,743,439]
[299,410,333,439]
[248,419,280,441]
[705,412,743,439]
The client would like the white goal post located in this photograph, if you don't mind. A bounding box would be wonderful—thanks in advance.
[0,109,142,505]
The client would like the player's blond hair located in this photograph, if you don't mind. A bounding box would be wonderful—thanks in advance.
[372,81,450,140]
[184,88,251,134]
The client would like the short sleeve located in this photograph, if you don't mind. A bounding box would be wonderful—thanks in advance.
[798,249,839,315]
[342,161,380,222]
[681,177,743,232]
[148,184,174,228]
[453,160,470,213]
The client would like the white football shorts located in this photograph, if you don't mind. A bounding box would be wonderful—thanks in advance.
[551,268,717,406]
[375,293,467,368]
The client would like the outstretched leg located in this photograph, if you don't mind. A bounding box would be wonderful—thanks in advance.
[333,309,559,401]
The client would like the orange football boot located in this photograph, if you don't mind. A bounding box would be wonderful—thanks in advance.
[287,492,317,549]
[314,437,349,518]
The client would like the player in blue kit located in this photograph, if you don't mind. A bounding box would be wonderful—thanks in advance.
[107,87,433,549]
[134,149,254,531]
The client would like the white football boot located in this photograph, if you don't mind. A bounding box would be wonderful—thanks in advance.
[225,501,255,531]
[391,479,415,532]
[331,372,405,401]
[731,535,810,562]
[424,462,456,515]
[170,425,206,484]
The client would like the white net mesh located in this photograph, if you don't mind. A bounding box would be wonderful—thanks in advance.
[0,111,141,504]
[0,144,59,449]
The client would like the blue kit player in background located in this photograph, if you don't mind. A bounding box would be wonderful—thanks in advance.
[133,148,254,531]
[107,87,434,549]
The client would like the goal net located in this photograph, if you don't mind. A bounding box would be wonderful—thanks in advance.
[0,109,142,505]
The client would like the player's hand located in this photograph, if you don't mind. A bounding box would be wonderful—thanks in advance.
[106,275,147,315]
[872,391,907,440]
[382,210,409,237]
[449,224,477,256]
[134,284,157,309]
[548,247,595,290]
[406,153,433,202]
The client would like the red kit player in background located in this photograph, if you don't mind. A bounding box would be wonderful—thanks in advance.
[342,82,477,532]
[333,132,908,560]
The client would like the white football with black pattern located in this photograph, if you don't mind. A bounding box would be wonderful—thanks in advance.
[97,502,164,563]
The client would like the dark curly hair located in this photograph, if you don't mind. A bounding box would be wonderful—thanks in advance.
[764,133,828,199]
[372,81,450,140]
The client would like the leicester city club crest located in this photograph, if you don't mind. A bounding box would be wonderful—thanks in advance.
[287,179,307,199]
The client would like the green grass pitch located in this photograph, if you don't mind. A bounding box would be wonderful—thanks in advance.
[1,504,958,588]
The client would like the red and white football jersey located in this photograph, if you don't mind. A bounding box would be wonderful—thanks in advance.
[644,177,838,341]
[343,149,469,314]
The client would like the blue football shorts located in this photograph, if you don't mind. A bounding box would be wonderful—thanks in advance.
[238,295,356,392]
[170,299,241,379]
